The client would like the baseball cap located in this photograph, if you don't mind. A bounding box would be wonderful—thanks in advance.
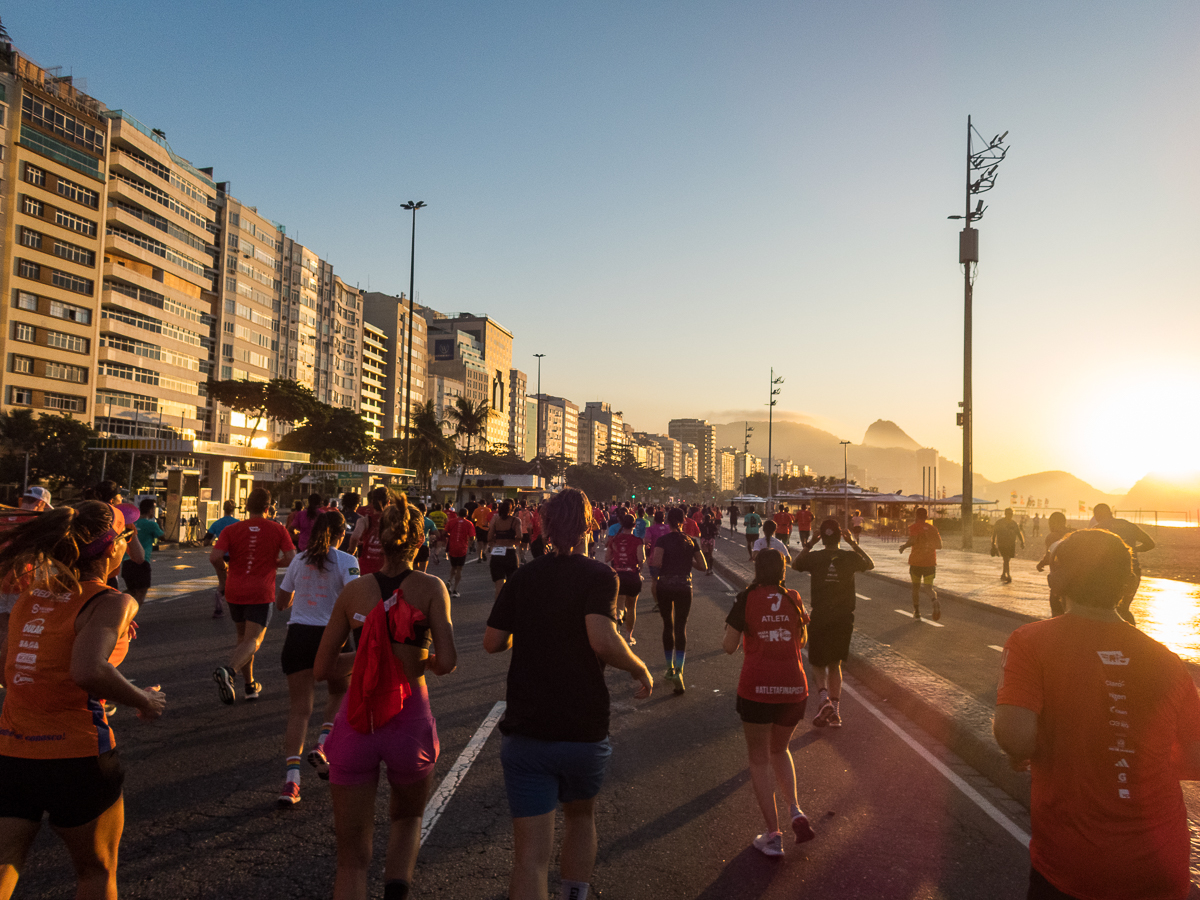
[819,518,841,539]
[23,486,51,507]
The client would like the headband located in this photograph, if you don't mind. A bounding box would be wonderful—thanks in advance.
[78,528,118,562]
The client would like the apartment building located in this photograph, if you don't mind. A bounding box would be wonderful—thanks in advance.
[735,450,762,490]
[579,416,608,466]
[1,54,110,421]
[648,434,683,480]
[532,394,578,463]
[668,418,717,487]
[422,310,511,449]
[507,368,526,456]
[361,320,387,439]
[524,395,538,459]
[582,402,623,457]
[426,321,487,417]
[362,291,429,440]
[681,442,698,482]
[430,373,465,422]
[716,447,736,492]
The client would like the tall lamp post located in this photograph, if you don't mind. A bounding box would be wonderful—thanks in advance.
[533,353,545,459]
[840,440,851,528]
[743,422,753,493]
[767,368,783,514]
[400,200,426,469]
[948,117,1008,550]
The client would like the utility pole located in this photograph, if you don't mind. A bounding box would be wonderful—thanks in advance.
[767,369,783,515]
[400,200,426,469]
[533,353,545,459]
[948,116,1008,550]
[840,440,851,529]
[742,421,753,494]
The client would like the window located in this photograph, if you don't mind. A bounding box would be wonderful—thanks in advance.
[12,356,33,374]
[21,196,44,217]
[45,362,87,383]
[49,299,92,325]
[51,270,93,295]
[17,259,40,280]
[15,292,39,312]
[225,277,237,293]
[220,365,232,380]
[227,234,238,250]
[55,209,97,238]
[21,95,105,155]
[10,387,32,406]
[223,322,234,334]
[46,331,88,354]
[222,343,233,360]
[24,164,45,187]
[14,323,35,342]
[56,177,99,208]
[19,228,42,250]
[53,240,95,267]
[43,393,84,412]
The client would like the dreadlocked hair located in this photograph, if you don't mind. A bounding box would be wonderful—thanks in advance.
[544,488,593,555]
[303,510,346,572]
[0,501,114,595]
[379,492,424,562]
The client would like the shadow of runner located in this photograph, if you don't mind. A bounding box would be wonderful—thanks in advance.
[693,846,784,899]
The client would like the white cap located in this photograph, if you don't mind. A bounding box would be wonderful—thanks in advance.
[23,486,51,507]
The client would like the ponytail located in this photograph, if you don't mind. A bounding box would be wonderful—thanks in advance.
[0,501,114,593]
[379,492,423,562]
[304,510,346,572]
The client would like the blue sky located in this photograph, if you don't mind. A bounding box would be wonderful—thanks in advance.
[11,1,1200,490]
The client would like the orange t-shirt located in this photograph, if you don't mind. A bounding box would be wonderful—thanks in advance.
[772,512,794,535]
[906,522,941,568]
[472,507,493,529]
[998,616,1200,900]
[0,580,118,758]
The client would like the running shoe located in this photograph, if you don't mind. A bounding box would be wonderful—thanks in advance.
[912,607,922,621]
[812,699,836,728]
[672,669,686,695]
[212,607,225,619]
[791,811,816,844]
[931,598,942,622]
[307,747,330,781]
[277,781,300,807]
[244,681,263,701]
[826,708,842,728]
[213,666,236,705]
[752,831,784,857]
[103,702,117,718]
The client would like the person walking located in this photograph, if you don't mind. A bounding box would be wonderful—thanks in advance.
[314,497,456,900]
[1031,513,1041,538]
[211,488,296,704]
[650,508,707,695]
[274,510,359,806]
[204,499,240,618]
[743,507,763,561]
[722,549,815,857]
[792,519,874,728]
[1090,503,1155,625]
[0,502,166,899]
[606,514,645,644]
[994,528,1200,900]
[484,488,652,900]
[898,507,941,621]
[991,508,1025,584]
[1036,512,1073,617]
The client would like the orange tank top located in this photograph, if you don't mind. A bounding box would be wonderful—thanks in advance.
[0,580,118,759]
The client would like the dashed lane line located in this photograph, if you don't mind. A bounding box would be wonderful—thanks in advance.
[421,701,506,846]
[894,609,946,627]
[988,645,1005,652]
[712,573,738,594]
[843,682,1031,847]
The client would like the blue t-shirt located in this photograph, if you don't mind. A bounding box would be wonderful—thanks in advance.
[423,516,437,546]
[633,517,649,539]
[207,515,238,540]
[607,521,622,538]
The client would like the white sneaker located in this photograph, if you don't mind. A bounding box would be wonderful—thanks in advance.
[753,831,784,857]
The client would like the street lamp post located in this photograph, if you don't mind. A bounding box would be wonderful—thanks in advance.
[743,422,753,494]
[400,200,427,469]
[840,440,851,528]
[533,353,545,459]
[767,369,783,515]
[948,117,1008,550]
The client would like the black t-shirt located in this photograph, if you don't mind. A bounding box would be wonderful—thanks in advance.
[486,553,618,742]
[791,547,870,619]
[700,521,720,540]
[655,530,699,578]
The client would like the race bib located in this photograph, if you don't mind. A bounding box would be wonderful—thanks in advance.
[491,546,509,556]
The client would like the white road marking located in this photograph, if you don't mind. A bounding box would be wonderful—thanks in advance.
[420,700,506,846]
[842,683,1030,848]
[856,593,869,601]
[171,565,193,570]
[712,574,738,594]
[894,609,945,627]
[143,576,219,604]
[988,645,1005,652]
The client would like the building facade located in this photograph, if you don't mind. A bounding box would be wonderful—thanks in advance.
[422,310,511,449]
[668,418,717,487]
[648,433,683,480]
[363,291,429,440]
[582,402,623,459]
[532,393,578,463]
[361,320,387,440]
[507,368,527,456]
[716,447,736,492]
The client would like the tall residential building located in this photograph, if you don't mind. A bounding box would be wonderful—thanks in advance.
[579,416,608,466]
[507,368,527,456]
[668,418,717,486]
[426,321,487,438]
[96,110,215,440]
[648,434,683,480]
[1,53,110,421]
[361,321,387,439]
[362,291,429,440]
[532,394,578,463]
[328,276,363,410]
[430,373,465,423]
[681,443,699,481]
[523,395,538,460]
[735,450,762,490]
[421,310,511,449]
[716,447,736,492]
[582,402,623,458]
[632,434,665,473]
[210,188,280,445]
[277,237,322,393]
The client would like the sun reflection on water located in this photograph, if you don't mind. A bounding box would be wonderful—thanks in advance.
[1132,577,1200,664]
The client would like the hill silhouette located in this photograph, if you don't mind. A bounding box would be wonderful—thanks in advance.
[1120,473,1200,515]
[862,419,921,451]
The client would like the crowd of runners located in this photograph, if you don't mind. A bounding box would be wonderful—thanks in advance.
[0,480,1192,900]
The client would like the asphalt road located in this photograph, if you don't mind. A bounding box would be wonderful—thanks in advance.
[8,543,1034,899]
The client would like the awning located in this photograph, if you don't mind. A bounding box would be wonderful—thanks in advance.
[305,463,417,479]
[89,438,309,464]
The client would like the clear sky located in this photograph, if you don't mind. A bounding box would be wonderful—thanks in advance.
[11,2,1199,492]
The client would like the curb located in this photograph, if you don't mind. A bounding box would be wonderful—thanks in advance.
[712,555,1032,810]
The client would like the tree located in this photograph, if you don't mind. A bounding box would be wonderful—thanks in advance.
[565,465,628,502]
[407,400,457,496]
[0,409,39,490]
[443,398,492,504]
[277,405,372,464]
[208,378,317,444]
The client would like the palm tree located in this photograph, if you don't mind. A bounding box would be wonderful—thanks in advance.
[443,398,492,504]
[408,400,457,497]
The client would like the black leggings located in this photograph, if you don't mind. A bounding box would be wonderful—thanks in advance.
[657,586,693,657]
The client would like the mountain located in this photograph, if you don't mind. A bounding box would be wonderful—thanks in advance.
[980,471,1120,513]
[862,419,921,451]
[1120,473,1200,514]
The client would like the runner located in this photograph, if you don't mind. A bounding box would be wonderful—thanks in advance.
[606,514,646,644]
[314,497,456,900]
[204,499,240,618]
[643,511,670,610]
[633,505,649,541]
[121,497,164,604]
[289,493,325,552]
[743,507,763,561]
[472,502,494,563]
[699,512,720,576]
[794,503,814,547]
[650,508,707,695]
[429,503,448,566]
[1035,512,1073,616]
[752,520,791,562]
[528,502,546,559]
[211,488,296,705]
[727,502,740,538]
[516,501,533,563]
[792,519,874,728]
[18,487,51,513]
[1090,503,1156,625]
[898,507,942,621]
[445,508,476,598]
[486,500,523,599]
[483,488,651,900]
[415,504,437,573]
[990,508,1025,584]
[274,510,359,806]
[0,501,166,898]
[340,492,362,539]
[722,549,815,857]
[681,509,701,541]
[849,509,865,540]
[772,503,794,547]
[349,487,391,573]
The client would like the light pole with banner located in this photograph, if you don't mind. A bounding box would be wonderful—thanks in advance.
[400,200,426,468]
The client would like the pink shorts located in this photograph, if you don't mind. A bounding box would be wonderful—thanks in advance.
[324,683,439,787]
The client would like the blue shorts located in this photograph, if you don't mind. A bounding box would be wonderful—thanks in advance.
[500,733,612,818]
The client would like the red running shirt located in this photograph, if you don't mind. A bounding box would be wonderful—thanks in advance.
[772,512,794,535]
[682,518,700,538]
[606,533,642,572]
[906,521,941,568]
[215,518,294,605]
[446,518,476,557]
[795,509,813,530]
[728,584,809,704]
